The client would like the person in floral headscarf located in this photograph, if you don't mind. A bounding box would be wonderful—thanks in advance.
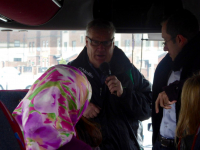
[12,65,92,150]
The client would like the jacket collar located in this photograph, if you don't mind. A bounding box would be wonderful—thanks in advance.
[172,32,200,71]
[109,46,132,74]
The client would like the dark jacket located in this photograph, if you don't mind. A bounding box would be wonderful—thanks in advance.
[58,136,92,150]
[68,46,152,150]
[152,32,200,144]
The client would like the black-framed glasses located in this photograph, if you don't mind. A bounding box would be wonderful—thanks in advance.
[86,36,114,46]
[162,37,176,46]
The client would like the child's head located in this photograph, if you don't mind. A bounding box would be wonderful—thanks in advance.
[181,74,200,120]
[176,73,200,138]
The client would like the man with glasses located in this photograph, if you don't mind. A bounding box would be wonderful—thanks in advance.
[68,19,152,150]
[152,9,200,150]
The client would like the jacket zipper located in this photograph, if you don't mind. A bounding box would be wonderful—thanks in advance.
[100,88,102,96]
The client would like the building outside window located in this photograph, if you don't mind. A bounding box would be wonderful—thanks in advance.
[72,41,76,51]
[115,41,119,47]
[57,38,61,50]
[125,39,130,51]
[64,42,67,51]
[158,41,163,49]
[46,58,48,67]
[14,58,22,62]
[29,42,31,51]
[43,41,45,48]
[42,59,45,67]
[80,35,84,43]
[135,34,141,47]
[145,41,150,47]
[14,41,20,47]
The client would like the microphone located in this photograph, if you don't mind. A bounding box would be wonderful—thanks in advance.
[99,62,117,95]
[99,62,111,77]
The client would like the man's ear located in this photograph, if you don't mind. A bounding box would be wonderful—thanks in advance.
[112,41,115,47]
[111,37,115,48]
[176,34,188,47]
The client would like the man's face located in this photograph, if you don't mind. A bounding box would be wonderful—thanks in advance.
[162,22,182,61]
[86,28,115,68]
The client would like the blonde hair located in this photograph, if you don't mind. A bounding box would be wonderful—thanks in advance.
[176,74,200,138]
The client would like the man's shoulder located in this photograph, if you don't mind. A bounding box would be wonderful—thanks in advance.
[68,58,94,79]
[155,54,172,74]
[158,54,171,67]
[68,47,87,66]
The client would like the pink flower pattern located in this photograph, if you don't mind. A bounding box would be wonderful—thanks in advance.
[12,65,92,150]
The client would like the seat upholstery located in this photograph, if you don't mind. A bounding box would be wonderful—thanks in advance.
[0,90,28,150]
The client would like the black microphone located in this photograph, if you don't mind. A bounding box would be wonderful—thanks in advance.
[99,62,111,77]
[99,62,117,95]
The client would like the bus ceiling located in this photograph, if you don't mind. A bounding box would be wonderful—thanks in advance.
[0,0,199,33]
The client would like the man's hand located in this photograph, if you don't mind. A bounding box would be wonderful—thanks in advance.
[105,75,123,97]
[83,103,100,119]
[155,91,177,113]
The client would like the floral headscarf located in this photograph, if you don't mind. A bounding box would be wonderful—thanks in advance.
[12,65,92,150]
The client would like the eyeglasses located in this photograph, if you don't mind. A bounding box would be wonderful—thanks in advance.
[162,37,175,46]
[86,36,114,47]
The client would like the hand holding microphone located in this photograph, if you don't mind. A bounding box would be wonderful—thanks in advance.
[99,62,123,97]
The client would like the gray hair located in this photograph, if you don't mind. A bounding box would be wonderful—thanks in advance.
[86,19,116,37]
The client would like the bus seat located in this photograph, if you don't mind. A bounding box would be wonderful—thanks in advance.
[0,90,28,150]
[0,90,28,112]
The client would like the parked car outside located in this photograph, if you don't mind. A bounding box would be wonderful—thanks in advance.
[0,67,34,90]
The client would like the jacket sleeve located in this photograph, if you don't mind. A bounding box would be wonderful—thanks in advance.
[162,80,185,102]
[118,65,152,121]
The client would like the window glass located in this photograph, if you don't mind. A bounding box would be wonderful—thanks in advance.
[14,40,20,47]
[43,41,45,48]
[125,39,130,51]
[115,41,119,47]
[64,42,67,51]
[72,41,76,51]
[0,31,167,92]
[14,58,22,62]
[80,35,84,43]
